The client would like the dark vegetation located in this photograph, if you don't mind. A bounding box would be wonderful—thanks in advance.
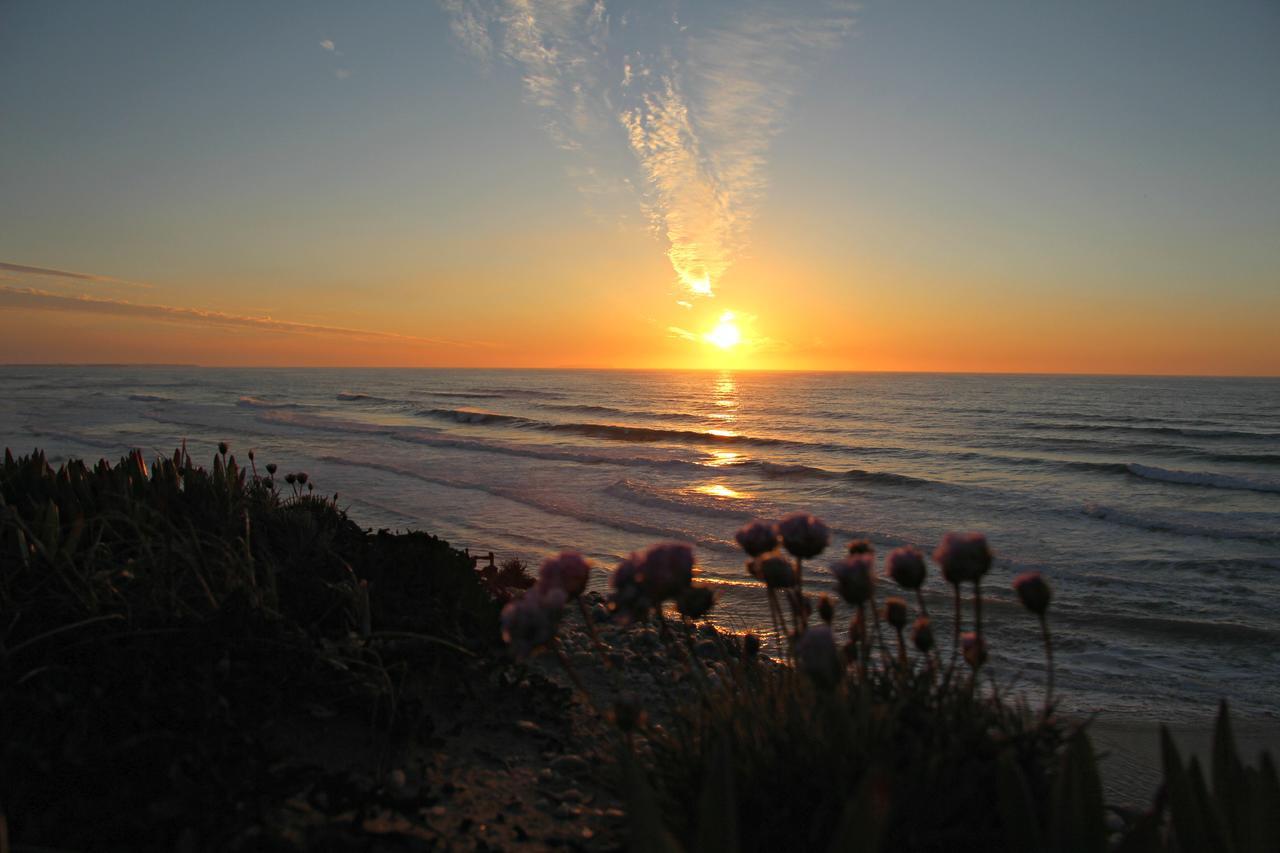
[0,445,529,850]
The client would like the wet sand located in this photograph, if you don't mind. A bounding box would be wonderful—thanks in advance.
[1091,714,1280,806]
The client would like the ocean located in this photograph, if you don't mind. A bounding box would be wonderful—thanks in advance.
[2,366,1277,724]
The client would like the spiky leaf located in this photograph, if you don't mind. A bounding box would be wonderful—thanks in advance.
[997,749,1042,853]
[1050,731,1106,853]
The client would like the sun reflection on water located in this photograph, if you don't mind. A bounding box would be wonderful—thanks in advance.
[693,483,748,499]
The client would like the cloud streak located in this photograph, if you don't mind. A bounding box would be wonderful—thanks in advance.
[441,1,852,299]
[0,286,486,347]
[0,261,152,289]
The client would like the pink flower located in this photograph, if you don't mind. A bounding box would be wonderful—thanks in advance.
[500,589,565,660]
[637,542,695,601]
[961,631,987,668]
[735,519,779,557]
[778,512,830,559]
[1012,571,1052,615]
[883,596,908,630]
[912,617,934,653]
[831,553,875,605]
[933,533,993,585]
[537,551,592,600]
[677,585,716,619]
[886,546,927,590]
[797,625,842,687]
[758,552,796,589]
[608,554,653,623]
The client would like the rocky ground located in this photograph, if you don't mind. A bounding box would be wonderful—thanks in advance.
[246,592,745,851]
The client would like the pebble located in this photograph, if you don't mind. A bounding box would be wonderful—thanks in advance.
[550,754,589,776]
[554,803,583,820]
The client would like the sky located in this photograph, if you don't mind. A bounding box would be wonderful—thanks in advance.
[1,0,1277,374]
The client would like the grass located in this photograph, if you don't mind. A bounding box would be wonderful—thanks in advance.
[0,444,524,849]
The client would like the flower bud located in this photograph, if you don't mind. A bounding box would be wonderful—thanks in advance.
[886,546,927,590]
[849,612,864,642]
[934,533,992,585]
[735,519,779,557]
[884,596,908,631]
[297,472,309,485]
[831,554,875,606]
[500,590,563,660]
[961,631,987,669]
[266,463,278,475]
[218,441,229,456]
[608,554,653,624]
[677,585,716,619]
[759,553,796,589]
[846,539,874,555]
[817,593,835,625]
[638,542,695,601]
[537,551,592,600]
[742,633,761,660]
[1012,571,1052,615]
[285,473,296,485]
[912,617,934,653]
[778,512,830,559]
[796,625,841,688]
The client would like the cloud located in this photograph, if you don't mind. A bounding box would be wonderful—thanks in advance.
[0,286,487,348]
[335,68,352,79]
[440,1,852,299]
[0,261,151,289]
[319,39,336,51]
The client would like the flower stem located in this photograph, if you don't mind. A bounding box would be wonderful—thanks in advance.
[576,597,612,668]
[552,637,598,717]
[1039,611,1055,715]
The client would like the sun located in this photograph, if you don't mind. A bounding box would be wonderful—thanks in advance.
[704,311,742,349]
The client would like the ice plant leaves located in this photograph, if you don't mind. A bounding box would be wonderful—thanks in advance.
[825,767,890,853]
[696,736,739,853]
[621,745,684,853]
[997,749,1043,853]
[1049,730,1106,853]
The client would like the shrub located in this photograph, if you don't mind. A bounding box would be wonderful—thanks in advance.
[0,445,515,849]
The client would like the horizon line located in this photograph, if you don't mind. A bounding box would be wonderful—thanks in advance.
[1,362,1277,380]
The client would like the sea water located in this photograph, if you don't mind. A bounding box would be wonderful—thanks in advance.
[2,366,1277,723]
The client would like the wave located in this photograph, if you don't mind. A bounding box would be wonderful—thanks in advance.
[237,396,304,410]
[537,402,704,423]
[258,409,704,471]
[128,393,168,402]
[543,421,792,447]
[428,388,566,401]
[316,456,739,553]
[1126,463,1280,494]
[1018,421,1280,441]
[1083,502,1280,545]
[414,407,817,448]
[336,392,407,405]
[726,459,935,488]
[427,391,509,400]
[604,479,759,521]
[417,407,536,427]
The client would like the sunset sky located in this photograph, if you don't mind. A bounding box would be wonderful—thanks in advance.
[1,1,1277,374]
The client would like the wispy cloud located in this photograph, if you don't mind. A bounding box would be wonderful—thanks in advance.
[0,261,152,289]
[441,1,852,299]
[319,39,337,52]
[0,286,486,347]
